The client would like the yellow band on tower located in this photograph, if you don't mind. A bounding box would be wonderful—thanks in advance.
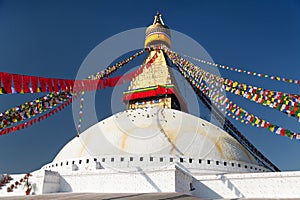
[144,33,171,48]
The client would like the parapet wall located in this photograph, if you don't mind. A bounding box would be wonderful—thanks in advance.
[193,171,300,199]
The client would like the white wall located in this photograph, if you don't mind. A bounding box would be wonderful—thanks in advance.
[59,167,176,193]
[194,171,300,199]
[4,164,300,199]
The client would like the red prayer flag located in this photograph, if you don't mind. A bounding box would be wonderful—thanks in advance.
[83,80,91,91]
[73,80,80,92]
[97,79,104,89]
[0,129,6,135]
[47,78,53,92]
[39,78,47,92]
[280,129,286,136]
[23,76,31,93]
[53,79,59,92]
[109,76,121,86]
[1,72,12,93]
[123,73,131,83]
[59,79,66,91]
[70,80,75,90]
[91,80,97,91]
[12,74,22,93]
[20,124,25,129]
[31,76,38,93]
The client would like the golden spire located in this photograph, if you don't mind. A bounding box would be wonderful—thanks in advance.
[144,12,171,48]
[123,13,187,112]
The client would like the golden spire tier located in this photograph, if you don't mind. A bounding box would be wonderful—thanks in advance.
[144,12,171,48]
[123,13,187,112]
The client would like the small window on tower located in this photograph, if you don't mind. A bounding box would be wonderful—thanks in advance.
[153,99,160,103]
[136,101,144,105]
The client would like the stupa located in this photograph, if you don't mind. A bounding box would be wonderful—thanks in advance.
[1,12,300,199]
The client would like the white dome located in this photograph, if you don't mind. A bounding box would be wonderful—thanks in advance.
[54,108,258,166]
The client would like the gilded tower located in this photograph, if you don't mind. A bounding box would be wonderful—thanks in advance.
[123,12,187,111]
[144,12,171,48]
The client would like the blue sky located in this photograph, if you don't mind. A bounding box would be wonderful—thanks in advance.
[0,0,299,173]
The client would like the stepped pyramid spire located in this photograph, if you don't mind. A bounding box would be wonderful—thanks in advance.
[123,13,187,111]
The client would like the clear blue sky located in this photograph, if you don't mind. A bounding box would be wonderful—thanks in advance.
[0,0,299,173]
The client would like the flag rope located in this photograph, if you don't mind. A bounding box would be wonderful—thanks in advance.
[182,52,300,84]
[166,48,300,140]
[164,48,300,120]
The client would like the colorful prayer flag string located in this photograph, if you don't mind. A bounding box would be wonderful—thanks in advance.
[88,49,146,80]
[166,48,300,140]
[165,47,300,120]
[0,95,74,136]
[182,53,300,85]
[0,49,146,95]
[0,91,73,129]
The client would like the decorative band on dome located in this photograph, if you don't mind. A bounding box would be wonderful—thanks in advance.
[146,32,171,40]
[145,27,171,38]
[144,32,172,48]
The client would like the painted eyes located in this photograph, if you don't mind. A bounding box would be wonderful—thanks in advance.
[136,101,145,105]
[135,99,161,105]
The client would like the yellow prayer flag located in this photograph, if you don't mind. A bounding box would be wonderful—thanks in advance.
[233,82,238,87]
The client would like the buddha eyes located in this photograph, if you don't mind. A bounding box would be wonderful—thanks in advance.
[135,99,161,105]
[136,101,145,105]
